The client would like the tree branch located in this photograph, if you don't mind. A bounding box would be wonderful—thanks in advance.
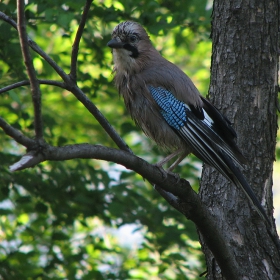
[0,11,68,80]
[154,184,241,280]
[17,0,43,141]
[9,143,241,279]
[0,10,130,153]
[0,11,17,29]
[0,80,66,94]
[70,85,132,152]
[69,0,93,82]
[0,117,35,148]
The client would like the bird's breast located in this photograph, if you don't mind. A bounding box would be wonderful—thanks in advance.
[118,76,185,151]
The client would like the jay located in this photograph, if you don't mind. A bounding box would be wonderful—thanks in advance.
[107,21,269,225]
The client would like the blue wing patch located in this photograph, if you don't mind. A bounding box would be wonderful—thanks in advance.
[148,86,187,130]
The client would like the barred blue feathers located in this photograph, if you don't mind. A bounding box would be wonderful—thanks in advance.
[148,86,187,130]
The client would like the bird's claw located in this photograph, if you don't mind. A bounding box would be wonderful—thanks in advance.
[154,164,181,184]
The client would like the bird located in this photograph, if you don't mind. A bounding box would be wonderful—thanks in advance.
[107,21,270,225]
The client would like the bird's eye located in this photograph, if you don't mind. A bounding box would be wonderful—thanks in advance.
[129,35,138,43]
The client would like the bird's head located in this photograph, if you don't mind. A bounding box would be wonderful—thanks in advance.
[107,21,154,73]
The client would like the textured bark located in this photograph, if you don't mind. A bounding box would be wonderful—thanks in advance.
[199,0,280,279]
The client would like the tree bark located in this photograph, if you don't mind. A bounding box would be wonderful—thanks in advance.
[199,0,280,279]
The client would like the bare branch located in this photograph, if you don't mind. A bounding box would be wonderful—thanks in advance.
[0,10,129,153]
[0,11,17,29]
[10,143,192,199]
[17,0,43,140]
[0,117,35,148]
[0,80,66,94]
[0,11,68,81]
[70,0,93,82]
[28,40,71,82]
[9,151,44,171]
[70,85,132,152]
[9,143,241,278]
[154,183,241,279]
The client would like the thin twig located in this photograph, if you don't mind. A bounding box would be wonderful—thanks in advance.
[0,10,130,153]
[0,117,35,148]
[0,11,17,29]
[0,11,68,81]
[70,84,132,153]
[70,0,93,82]
[28,40,71,82]
[0,80,66,94]
[17,0,43,140]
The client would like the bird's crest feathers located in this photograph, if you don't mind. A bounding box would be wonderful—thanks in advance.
[111,21,149,42]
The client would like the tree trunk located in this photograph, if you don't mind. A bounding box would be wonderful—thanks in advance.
[199,0,280,278]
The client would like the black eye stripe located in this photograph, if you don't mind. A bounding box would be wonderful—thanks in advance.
[123,44,139,58]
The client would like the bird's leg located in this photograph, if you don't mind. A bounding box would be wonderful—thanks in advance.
[155,148,187,184]
[156,148,185,168]
[167,150,188,172]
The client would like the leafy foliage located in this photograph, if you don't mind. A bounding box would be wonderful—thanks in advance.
[0,0,212,278]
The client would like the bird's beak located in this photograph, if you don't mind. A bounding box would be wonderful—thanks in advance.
[107,38,124,49]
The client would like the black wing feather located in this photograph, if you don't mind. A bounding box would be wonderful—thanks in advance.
[201,96,247,164]
[177,103,270,225]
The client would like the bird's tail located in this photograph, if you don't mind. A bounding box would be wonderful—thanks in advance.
[221,152,271,226]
